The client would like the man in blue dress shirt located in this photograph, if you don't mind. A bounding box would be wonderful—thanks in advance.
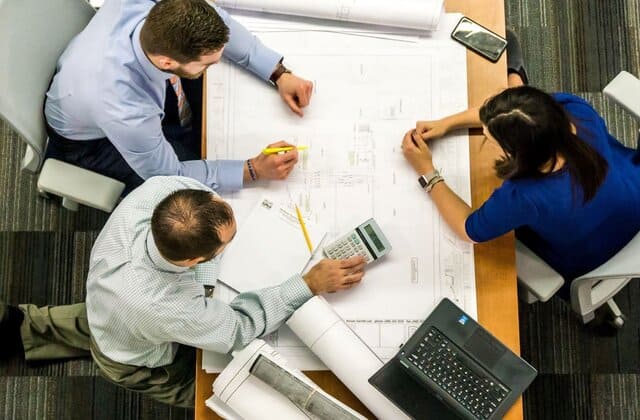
[45,0,314,194]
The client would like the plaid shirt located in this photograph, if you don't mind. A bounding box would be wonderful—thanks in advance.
[86,176,312,367]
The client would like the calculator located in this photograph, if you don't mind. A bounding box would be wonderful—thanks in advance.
[323,218,392,263]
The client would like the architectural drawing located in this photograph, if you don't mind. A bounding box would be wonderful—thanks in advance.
[203,13,476,370]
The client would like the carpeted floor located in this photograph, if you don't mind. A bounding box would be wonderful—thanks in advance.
[1,0,639,419]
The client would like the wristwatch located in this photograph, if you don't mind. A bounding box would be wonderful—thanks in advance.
[418,169,443,193]
[269,60,291,86]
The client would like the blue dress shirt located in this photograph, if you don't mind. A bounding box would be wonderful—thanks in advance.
[44,0,282,192]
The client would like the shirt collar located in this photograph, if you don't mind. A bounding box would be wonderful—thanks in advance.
[132,20,172,83]
[146,231,189,273]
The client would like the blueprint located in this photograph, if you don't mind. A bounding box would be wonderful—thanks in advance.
[203,13,476,370]
[215,0,444,31]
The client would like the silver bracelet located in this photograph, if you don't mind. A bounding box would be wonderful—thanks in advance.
[426,176,444,193]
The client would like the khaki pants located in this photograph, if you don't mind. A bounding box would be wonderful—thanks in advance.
[19,303,196,408]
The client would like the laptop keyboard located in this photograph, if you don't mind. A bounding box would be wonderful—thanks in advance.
[405,327,510,419]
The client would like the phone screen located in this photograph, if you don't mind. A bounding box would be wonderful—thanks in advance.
[451,17,507,62]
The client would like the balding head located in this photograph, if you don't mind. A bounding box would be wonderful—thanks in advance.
[151,189,234,262]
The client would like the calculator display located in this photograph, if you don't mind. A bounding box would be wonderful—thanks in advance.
[364,224,385,252]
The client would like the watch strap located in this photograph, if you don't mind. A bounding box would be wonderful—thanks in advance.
[270,61,291,86]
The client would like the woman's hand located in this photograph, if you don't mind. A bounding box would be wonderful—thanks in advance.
[416,119,450,141]
[401,130,435,175]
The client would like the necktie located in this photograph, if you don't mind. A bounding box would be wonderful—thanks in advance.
[169,75,192,128]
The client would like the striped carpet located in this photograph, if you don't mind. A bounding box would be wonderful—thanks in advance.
[1,0,640,419]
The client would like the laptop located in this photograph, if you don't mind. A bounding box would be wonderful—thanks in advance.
[369,298,536,420]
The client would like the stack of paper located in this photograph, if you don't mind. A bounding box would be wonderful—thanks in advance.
[218,196,324,293]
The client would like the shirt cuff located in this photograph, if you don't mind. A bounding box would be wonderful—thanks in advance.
[280,274,314,310]
[253,47,283,82]
[212,159,245,192]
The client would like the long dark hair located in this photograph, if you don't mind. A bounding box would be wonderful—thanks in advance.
[479,86,608,203]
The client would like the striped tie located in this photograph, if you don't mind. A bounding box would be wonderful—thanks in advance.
[169,75,192,128]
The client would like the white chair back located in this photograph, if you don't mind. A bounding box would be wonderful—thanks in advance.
[0,0,95,171]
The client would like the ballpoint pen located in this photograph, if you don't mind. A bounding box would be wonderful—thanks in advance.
[262,145,309,155]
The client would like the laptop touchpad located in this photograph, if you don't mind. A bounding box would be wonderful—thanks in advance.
[464,328,506,369]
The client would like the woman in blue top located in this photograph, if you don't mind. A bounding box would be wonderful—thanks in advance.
[401,82,640,297]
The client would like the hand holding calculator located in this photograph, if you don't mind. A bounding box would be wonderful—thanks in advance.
[323,218,392,263]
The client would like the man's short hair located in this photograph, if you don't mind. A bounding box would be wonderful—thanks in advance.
[140,0,230,63]
[151,189,234,262]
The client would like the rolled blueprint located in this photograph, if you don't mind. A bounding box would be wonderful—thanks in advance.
[250,355,361,420]
[210,340,365,420]
[215,0,445,31]
[286,297,410,420]
[212,341,305,419]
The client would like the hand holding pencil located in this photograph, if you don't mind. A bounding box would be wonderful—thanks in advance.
[247,140,300,181]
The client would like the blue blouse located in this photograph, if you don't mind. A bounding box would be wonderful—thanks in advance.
[465,93,640,280]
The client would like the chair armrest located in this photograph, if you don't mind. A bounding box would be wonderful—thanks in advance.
[603,71,640,120]
[37,159,125,212]
[575,230,640,281]
[515,240,564,302]
[569,231,640,318]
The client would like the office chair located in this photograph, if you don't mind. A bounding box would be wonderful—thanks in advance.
[0,0,124,212]
[516,232,640,328]
[603,71,640,122]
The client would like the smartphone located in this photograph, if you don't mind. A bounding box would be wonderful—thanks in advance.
[451,16,507,63]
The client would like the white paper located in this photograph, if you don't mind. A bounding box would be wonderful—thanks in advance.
[287,297,410,420]
[216,0,445,31]
[206,12,477,365]
[218,196,324,292]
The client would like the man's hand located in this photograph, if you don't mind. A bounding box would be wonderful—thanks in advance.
[401,130,435,175]
[248,140,299,181]
[276,73,313,117]
[303,256,366,294]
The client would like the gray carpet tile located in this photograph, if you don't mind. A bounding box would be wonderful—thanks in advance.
[0,231,96,307]
[0,377,192,420]
[592,374,640,420]
[506,0,639,92]
[523,374,592,420]
[518,281,640,375]
[523,374,640,420]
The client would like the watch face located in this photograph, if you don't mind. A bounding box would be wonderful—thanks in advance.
[418,176,428,188]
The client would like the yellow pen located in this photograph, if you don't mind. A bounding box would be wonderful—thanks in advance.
[262,145,309,155]
[294,205,314,252]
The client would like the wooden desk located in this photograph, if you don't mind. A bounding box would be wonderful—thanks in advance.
[196,1,521,418]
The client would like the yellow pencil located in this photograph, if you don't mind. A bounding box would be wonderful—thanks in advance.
[294,205,314,252]
[262,146,308,155]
